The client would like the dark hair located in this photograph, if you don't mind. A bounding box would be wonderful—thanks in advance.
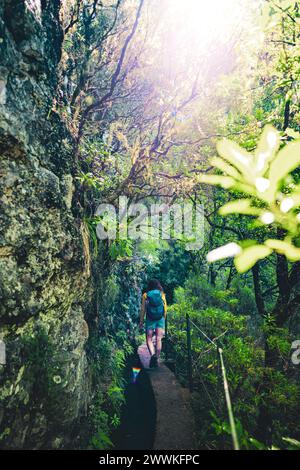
[147,279,163,292]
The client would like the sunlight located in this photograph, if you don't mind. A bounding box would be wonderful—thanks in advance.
[170,0,246,46]
[152,0,256,80]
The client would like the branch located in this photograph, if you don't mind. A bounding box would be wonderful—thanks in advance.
[78,0,144,131]
[204,212,242,237]
[64,0,81,35]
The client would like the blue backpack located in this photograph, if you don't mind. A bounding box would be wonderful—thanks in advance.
[146,289,164,321]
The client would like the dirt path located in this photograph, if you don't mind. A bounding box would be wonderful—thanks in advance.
[138,343,196,450]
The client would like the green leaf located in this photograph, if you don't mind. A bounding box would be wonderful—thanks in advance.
[269,140,300,191]
[282,437,300,449]
[198,174,235,188]
[249,438,266,450]
[207,242,242,263]
[254,125,280,175]
[219,199,262,216]
[285,128,300,140]
[198,173,255,195]
[210,157,241,179]
[99,431,114,446]
[265,239,300,261]
[234,245,272,273]
[216,139,252,179]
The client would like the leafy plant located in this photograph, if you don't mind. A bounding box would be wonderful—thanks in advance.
[76,172,101,190]
[84,216,101,257]
[164,278,300,450]
[111,414,121,428]
[90,430,114,450]
[86,332,131,450]
[199,125,300,271]
[109,239,133,260]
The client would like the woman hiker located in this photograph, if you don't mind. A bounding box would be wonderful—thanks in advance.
[139,279,167,368]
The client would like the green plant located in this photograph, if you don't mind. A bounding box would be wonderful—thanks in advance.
[76,172,101,190]
[84,216,101,257]
[111,414,121,428]
[166,281,300,450]
[90,430,114,450]
[86,331,133,450]
[109,239,133,260]
[22,327,63,400]
[199,125,300,272]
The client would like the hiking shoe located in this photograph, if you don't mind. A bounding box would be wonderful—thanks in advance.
[152,355,158,368]
[149,354,157,368]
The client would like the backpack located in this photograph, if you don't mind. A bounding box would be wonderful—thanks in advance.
[146,289,164,321]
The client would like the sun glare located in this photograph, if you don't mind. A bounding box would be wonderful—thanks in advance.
[148,0,257,87]
[152,0,255,76]
[170,0,245,45]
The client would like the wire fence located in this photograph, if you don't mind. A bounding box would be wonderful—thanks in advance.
[164,312,240,450]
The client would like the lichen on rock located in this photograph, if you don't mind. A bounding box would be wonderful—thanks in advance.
[0,1,91,449]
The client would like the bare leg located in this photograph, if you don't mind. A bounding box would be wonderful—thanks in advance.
[155,328,164,359]
[146,329,155,357]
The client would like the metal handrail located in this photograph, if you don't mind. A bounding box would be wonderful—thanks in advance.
[164,312,240,450]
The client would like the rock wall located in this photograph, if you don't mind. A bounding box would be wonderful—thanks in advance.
[0,0,91,448]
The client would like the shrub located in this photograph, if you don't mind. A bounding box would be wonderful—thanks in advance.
[166,286,300,449]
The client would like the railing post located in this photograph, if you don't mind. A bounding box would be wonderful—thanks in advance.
[164,315,168,362]
[218,347,240,450]
[216,342,226,449]
[186,313,193,393]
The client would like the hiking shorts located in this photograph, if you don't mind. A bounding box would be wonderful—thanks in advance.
[145,316,165,332]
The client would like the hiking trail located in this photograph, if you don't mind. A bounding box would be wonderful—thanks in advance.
[137,342,196,450]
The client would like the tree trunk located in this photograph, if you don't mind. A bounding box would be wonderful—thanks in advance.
[226,263,233,290]
[252,262,265,316]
